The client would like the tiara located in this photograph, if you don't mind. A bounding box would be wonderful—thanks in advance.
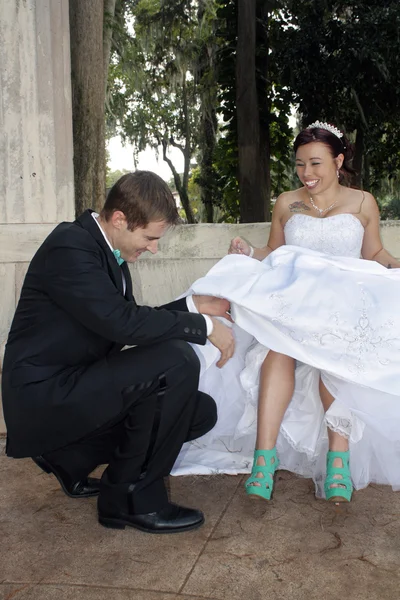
[307,121,343,139]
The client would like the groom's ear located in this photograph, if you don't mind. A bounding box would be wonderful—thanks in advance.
[110,210,127,231]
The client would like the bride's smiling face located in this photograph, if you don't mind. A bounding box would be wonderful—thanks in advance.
[295,142,343,194]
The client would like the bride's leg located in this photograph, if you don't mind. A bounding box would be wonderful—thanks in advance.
[257,351,295,449]
[319,379,352,501]
[245,351,295,500]
[318,379,348,452]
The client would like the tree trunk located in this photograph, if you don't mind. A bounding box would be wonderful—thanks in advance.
[258,122,271,220]
[197,0,217,223]
[200,112,217,222]
[198,62,217,223]
[236,0,266,222]
[363,153,370,192]
[103,0,118,97]
[162,141,195,224]
[353,127,364,188]
[165,77,195,224]
[69,0,105,215]
[256,0,271,221]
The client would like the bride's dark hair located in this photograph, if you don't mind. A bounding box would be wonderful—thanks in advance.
[294,126,356,185]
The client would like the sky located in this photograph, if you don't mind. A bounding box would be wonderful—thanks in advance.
[107,136,184,182]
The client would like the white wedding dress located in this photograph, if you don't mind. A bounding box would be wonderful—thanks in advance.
[172,213,400,497]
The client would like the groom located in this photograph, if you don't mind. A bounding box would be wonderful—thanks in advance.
[1,171,234,534]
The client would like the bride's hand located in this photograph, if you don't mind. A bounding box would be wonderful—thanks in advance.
[228,236,251,256]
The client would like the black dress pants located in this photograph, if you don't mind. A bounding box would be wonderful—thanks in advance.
[44,340,217,513]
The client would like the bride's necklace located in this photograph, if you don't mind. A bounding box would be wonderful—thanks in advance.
[309,194,338,216]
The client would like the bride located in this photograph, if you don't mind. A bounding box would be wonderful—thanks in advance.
[172,121,400,503]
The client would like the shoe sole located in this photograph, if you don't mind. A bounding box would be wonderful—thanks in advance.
[32,457,99,499]
[245,482,274,502]
[98,515,205,534]
[247,493,271,502]
[328,496,350,503]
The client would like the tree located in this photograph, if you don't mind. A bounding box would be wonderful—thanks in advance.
[69,0,119,215]
[236,1,268,223]
[107,0,296,223]
[98,0,400,224]
[277,0,400,192]
[106,169,130,189]
[195,0,220,222]
[103,0,118,97]
[108,0,210,223]
[214,0,293,222]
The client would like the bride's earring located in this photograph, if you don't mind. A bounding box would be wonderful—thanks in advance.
[337,169,340,179]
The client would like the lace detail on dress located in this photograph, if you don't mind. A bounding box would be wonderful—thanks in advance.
[324,417,351,439]
[284,214,364,258]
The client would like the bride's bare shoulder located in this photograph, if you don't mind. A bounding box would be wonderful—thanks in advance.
[275,189,304,209]
[276,189,303,202]
[275,188,310,217]
[347,188,378,215]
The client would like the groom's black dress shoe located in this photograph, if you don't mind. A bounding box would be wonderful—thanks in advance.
[98,502,205,533]
[32,456,100,498]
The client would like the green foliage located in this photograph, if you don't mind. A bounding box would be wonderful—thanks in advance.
[276,0,400,189]
[106,168,130,189]
[377,197,400,220]
[105,0,400,222]
[107,0,221,222]
[213,0,295,221]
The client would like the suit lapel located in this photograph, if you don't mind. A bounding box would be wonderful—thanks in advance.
[76,210,125,296]
[121,262,133,300]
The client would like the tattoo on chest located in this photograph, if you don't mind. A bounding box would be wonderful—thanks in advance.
[288,201,311,213]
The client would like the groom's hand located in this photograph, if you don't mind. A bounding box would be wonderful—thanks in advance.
[208,318,235,368]
[192,295,233,322]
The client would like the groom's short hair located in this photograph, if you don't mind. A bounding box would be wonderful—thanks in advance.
[101,170,180,231]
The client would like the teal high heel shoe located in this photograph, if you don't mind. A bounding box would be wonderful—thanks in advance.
[324,451,353,502]
[245,448,280,501]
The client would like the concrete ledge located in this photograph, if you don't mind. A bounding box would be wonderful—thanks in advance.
[1,220,399,263]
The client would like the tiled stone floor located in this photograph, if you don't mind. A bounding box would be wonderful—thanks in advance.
[0,446,399,600]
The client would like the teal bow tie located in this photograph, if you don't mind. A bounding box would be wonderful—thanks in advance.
[113,249,124,266]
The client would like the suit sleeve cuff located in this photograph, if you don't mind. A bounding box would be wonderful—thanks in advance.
[186,296,213,336]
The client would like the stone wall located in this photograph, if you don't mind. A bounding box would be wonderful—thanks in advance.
[0,0,74,433]
[131,221,400,305]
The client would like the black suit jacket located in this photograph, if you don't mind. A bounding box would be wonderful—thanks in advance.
[2,210,207,457]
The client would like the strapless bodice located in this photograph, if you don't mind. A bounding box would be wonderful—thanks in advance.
[284,213,364,258]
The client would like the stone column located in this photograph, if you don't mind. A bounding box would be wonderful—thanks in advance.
[0,0,74,433]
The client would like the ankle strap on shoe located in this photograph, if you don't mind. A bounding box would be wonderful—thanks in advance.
[326,450,350,468]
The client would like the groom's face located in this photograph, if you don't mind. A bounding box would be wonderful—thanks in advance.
[116,217,169,263]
